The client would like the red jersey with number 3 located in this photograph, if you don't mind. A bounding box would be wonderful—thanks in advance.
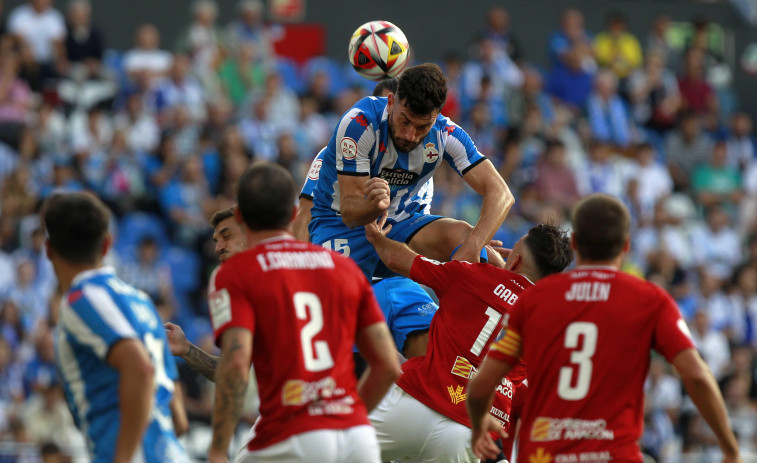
[488,267,695,463]
[209,237,386,451]
[397,256,533,431]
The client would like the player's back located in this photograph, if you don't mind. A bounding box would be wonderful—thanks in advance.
[399,258,533,429]
[56,267,186,463]
[513,267,694,462]
[211,237,383,451]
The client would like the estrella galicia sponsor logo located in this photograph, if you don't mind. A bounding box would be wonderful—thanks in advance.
[379,168,420,187]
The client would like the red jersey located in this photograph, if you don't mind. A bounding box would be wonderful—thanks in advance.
[209,237,385,451]
[397,256,533,431]
[488,266,695,463]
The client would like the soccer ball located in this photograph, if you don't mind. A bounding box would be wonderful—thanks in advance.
[348,20,410,81]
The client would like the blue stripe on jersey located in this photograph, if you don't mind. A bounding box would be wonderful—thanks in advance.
[311,96,485,222]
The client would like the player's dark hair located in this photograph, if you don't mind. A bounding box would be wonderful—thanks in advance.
[209,206,236,228]
[41,192,111,265]
[395,63,447,115]
[524,224,573,278]
[571,194,630,261]
[236,162,295,231]
[373,77,398,97]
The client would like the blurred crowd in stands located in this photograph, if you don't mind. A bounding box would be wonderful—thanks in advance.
[0,0,755,461]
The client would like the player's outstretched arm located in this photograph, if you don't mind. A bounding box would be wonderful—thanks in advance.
[467,355,513,461]
[107,339,156,463]
[165,322,219,382]
[292,197,314,241]
[338,175,390,228]
[673,348,743,463]
[365,212,417,277]
[210,327,252,463]
[355,322,401,411]
[455,160,514,263]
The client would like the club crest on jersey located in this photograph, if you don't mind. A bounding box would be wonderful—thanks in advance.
[307,159,323,180]
[423,142,439,163]
[340,137,358,160]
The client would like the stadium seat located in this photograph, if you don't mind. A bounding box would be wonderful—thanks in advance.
[341,62,375,95]
[164,246,200,293]
[274,58,305,95]
[303,56,347,95]
[115,213,169,253]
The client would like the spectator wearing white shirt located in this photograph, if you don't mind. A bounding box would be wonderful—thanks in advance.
[122,23,173,88]
[696,271,739,337]
[461,37,524,107]
[643,357,683,461]
[628,143,673,224]
[740,156,757,234]
[692,205,742,280]
[150,53,206,125]
[113,92,159,153]
[574,140,634,199]
[7,0,65,80]
[690,309,731,381]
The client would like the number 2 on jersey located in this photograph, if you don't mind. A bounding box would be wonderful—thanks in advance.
[557,322,598,400]
[293,292,334,372]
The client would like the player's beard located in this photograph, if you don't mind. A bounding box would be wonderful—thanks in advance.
[388,110,420,153]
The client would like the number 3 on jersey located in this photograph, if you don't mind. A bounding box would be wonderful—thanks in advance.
[293,292,334,372]
[557,322,598,400]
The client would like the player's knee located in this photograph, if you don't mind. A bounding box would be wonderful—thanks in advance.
[448,220,474,247]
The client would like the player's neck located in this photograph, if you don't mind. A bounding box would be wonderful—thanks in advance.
[575,256,623,270]
[55,261,104,293]
[245,229,294,248]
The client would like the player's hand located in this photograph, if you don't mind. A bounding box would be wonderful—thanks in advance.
[164,322,191,358]
[364,177,390,212]
[471,417,507,461]
[451,241,482,263]
[488,240,512,261]
[208,448,228,463]
[485,245,506,269]
[365,212,392,243]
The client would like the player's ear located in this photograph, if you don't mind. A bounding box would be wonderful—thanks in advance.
[387,92,394,109]
[234,206,243,224]
[622,236,631,254]
[44,237,53,260]
[570,233,578,251]
[290,205,297,225]
[101,232,112,258]
[509,254,522,271]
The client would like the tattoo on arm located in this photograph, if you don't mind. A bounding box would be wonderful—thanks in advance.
[185,344,219,382]
[211,334,249,453]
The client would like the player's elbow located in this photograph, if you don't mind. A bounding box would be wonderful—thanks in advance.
[340,211,363,229]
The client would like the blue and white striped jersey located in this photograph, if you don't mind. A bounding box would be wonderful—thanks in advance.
[310,97,484,222]
[302,146,434,215]
[55,267,187,463]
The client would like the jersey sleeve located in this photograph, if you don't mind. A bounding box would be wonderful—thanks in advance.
[409,255,468,297]
[209,262,256,347]
[63,285,139,361]
[441,121,488,177]
[487,305,524,366]
[300,149,326,199]
[651,289,696,362]
[334,106,376,176]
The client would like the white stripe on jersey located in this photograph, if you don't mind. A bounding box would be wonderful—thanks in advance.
[56,324,92,446]
[444,134,476,173]
[82,284,138,339]
[62,304,111,359]
[335,108,376,173]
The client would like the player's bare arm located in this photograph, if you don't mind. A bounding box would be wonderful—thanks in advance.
[210,327,252,463]
[355,321,401,411]
[292,197,314,241]
[454,160,513,263]
[170,382,189,436]
[365,212,417,277]
[165,322,219,382]
[467,355,513,461]
[672,348,743,463]
[338,175,391,228]
[107,339,156,463]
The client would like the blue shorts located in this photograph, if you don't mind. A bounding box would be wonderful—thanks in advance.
[372,277,438,354]
[309,212,443,280]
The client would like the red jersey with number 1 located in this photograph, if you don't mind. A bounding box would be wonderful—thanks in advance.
[209,237,386,451]
[488,267,695,463]
[397,256,533,431]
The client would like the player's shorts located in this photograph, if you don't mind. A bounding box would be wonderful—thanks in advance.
[368,384,477,463]
[234,425,380,463]
[372,277,437,353]
[308,212,443,279]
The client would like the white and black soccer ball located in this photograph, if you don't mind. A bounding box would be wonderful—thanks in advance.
[348,20,409,81]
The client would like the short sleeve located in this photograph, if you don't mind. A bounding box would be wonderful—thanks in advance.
[651,290,696,362]
[209,263,255,346]
[334,106,376,175]
[356,275,386,330]
[486,304,524,366]
[409,255,468,296]
[441,121,487,176]
[300,149,326,199]
[63,285,139,361]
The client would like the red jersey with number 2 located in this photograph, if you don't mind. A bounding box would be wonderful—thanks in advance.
[209,237,386,451]
[397,256,533,432]
[488,267,695,463]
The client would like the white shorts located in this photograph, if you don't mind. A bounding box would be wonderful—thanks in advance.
[369,384,478,463]
[234,425,380,463]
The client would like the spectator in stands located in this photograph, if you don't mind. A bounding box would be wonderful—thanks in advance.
[21,381,80,447]
[159,155,213,247]
[40,442,68,463]
[13,226,54,292]
[627,143,673,225]
[690,309,731,381]
[642,357,682,461]
[151,53,206,126]
[508,66,554,130]
[7,0,66,82]
[225,0,274,64]
[69,105,113,159]
[534,139,580,212]
[117,236,173,303]
[255,71,299,133]
[481,6,520,62]
[238,96,278,161]
[697,271,738,337]
[546,8,596,110]
[723,374,757,453]
[728,267,757,345]
[665,111,714,191]
[177,0,221,96]
[0,338,23,405]
[693,140,743,210]
[465,100,497,158]
[678,48,718,119]
[63,0,104,79]
[461,36,523,110]
[692,206,742,281]
[594,12,643,80]
[587,69,634,149]
[7,260,48,331]
[296,95,330,156]
[114,91,159,153]
[628,50,681,135]
[726,112,756,171]
[21,326,57,398]
[646,15,673,68]
[0,299,24,350]
[575,140,630,199]
[218,42,265,106]
[0,52,32,141]
[742,156,757,235]
[123,23,173,87]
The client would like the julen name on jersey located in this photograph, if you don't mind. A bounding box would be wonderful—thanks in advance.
[565,282,611,302]
[379,168,420,188]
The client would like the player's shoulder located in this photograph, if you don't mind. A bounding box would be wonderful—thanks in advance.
[349,96,386,122]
